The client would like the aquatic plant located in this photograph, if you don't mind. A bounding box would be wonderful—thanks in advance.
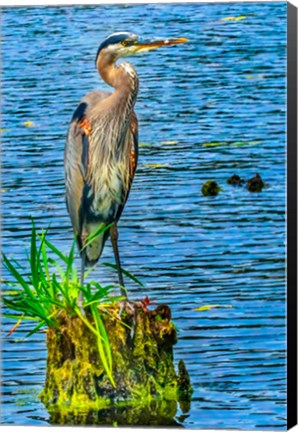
[201,180,222,196]
[2,221,141,387]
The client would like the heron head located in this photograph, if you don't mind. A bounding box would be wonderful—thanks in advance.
[96,32,188,62]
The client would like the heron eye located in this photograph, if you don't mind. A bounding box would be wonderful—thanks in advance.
[121,40,129,47]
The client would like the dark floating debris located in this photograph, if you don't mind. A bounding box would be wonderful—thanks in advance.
[227,174,245,186]
[246,173,267,192]
[201,180,221,196]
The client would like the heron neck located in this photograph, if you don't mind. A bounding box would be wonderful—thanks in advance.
[97,53,138,104]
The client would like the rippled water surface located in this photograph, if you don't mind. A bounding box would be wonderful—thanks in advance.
[1,2,287,429]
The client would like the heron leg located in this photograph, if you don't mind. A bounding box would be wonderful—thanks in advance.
[80,248,86,286]
[111,224,137,337]
[110,223,126,298]
[78,235,87,312]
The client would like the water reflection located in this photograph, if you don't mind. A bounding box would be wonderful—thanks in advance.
[46,400,182,427]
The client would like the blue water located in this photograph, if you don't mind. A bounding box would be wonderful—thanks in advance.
[1,2,287,429]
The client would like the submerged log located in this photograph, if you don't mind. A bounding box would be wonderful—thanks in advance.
[40,302,192,425]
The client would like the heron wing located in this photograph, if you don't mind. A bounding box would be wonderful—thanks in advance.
[115,110,139,222]
[64,90,111,238]
[129,110,139,187]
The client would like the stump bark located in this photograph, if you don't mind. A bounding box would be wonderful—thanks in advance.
[40,302,192,425]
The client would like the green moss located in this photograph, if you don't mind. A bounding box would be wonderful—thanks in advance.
[155,314,163,323]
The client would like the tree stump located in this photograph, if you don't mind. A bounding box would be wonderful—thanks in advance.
[40,302,192,425]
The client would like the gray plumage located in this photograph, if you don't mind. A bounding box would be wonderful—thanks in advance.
[65,64,138,266]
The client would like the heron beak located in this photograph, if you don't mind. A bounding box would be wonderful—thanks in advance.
[135,37,188,52]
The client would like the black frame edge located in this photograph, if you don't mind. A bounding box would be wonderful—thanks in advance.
[287,2,298,430]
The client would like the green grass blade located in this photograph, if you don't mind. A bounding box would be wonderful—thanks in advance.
[9,259,25,271]
[82,223,113,250]
[3,313,40,321]
[75,307,100,338]
[52,274,66,298]
[28,308,57,335]
[84,264,97,279]
[38,296,64,309]
[72,267,79,286]
[75,308,115,386]
[38,227,51,283]
[77,285,89,298]
[23,308,58,338]
[22,299,53,323]
[1,290,23,298]
[2,296,49,323]
[4,304,36,316]
[98,295,126,305]
[30,219,39,290]
[2,297,36,315]
[66,238,76,279]
[101,262,144,287]
[2,253,36,300]
[37,276,49,300]
[42,238,68,264]
[41,239,50,281]
[80,283,92,302]
[37,226,50,262]
[84,299,104,307]
[91,305,112,368]
[23,320,46,339]
[48,258,65,281]
[89,285,113,303]
[90,304,115,387]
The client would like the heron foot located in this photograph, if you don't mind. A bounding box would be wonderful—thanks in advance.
[117,297,155,339]
[118,299,134,316]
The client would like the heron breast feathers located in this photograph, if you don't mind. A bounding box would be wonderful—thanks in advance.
[89,165,125,221]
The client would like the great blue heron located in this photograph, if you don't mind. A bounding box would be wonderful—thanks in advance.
[64,32,188,304]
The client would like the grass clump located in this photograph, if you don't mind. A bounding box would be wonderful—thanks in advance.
[2,221,139,387]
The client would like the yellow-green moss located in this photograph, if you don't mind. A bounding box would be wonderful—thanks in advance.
[46,397,180,426]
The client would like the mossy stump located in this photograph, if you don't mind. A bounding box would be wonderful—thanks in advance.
[40,302,192,424]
